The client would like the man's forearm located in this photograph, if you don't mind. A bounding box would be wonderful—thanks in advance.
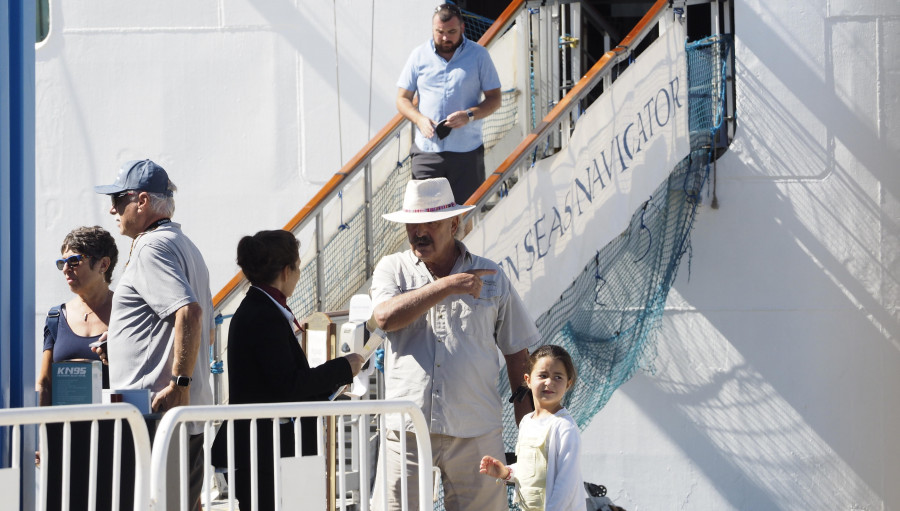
[373,281,450,332]
[397,97,418,122]
[172,302,203,378]
[471,88,502,119]
[504,349,532,426]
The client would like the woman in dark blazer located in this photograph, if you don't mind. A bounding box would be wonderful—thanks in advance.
[212,230,363,511]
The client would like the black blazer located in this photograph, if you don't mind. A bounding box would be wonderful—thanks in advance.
[212,286,352,470]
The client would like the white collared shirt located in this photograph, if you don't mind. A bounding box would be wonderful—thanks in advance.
[370,241,539,437]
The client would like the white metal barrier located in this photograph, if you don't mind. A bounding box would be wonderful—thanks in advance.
[151,400,432,511]
[0,403,152,511]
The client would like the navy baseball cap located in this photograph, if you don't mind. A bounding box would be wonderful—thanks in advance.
[94,159,173,196]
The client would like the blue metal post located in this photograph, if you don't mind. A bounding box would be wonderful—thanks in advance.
[1,1,37,508]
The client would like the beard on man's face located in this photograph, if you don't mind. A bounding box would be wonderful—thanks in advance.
[437,37,462,54]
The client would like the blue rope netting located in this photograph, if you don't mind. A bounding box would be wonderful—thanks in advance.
[459,5,495,42]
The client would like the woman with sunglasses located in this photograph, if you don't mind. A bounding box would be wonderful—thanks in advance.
[38,225,118,402]
[36,225,118,511]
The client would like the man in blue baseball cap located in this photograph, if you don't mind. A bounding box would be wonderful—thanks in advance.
[94,158,173,196]
[95,159,213,510]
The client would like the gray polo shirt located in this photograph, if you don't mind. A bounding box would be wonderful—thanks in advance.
[370,241,539,438]
[108,222,214,433]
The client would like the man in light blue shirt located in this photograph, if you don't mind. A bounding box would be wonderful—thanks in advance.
[396,3,502,203]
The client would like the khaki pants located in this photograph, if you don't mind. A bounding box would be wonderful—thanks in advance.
[372,428,507,511]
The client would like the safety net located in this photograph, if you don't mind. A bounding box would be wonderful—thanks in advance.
[497,33,732,449]
[487,32,733,511]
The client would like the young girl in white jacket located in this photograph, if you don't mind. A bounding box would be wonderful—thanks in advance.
[479,345,585,511]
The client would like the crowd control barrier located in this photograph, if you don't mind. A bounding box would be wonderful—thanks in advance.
[0,403,152,511]
[151,400,432,511]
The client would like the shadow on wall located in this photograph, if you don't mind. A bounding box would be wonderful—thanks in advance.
[613,4,899,508]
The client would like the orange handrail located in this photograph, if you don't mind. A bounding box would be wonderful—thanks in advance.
[463,0,669,208]
[213,0,526,307]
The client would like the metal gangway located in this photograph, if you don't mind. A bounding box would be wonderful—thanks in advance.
[209,0,729,389]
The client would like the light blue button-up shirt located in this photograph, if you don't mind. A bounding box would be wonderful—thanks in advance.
[397,37,501,153]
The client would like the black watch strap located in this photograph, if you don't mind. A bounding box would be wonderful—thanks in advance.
[171,375,192,387]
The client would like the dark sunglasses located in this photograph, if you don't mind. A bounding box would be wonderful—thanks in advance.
[56,254,89,270]
[435,3,462,16]
[111,190,136,208]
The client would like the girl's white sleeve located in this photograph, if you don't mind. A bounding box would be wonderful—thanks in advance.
[544,420,584,511]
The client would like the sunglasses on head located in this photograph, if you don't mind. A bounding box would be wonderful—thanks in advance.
[111,190,136,208]
[435,3,462,15]
[56,254,89,270]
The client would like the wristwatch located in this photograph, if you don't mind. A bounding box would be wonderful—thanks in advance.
[466,109,475,121]
[171,375,192,387]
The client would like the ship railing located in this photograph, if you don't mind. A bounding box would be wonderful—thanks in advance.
[461,0,671,227]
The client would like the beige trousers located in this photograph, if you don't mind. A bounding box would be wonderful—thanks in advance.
[372,428,508,511]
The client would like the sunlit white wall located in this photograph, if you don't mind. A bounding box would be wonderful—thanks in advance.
[33,0,432,355]
[581,1,900,509]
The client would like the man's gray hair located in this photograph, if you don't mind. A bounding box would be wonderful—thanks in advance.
[147,179,177,217]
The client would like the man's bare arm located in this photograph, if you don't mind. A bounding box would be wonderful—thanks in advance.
[444,87,503,128]
[152,301,203,412]
[397,87,436,139]
[474,87,502,119]
[504,348,532,426]
[373,269,496,332]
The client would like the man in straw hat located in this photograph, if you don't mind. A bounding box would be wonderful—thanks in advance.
[370,178,539,510]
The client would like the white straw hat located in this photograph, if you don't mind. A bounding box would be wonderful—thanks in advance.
[382,178,475,223]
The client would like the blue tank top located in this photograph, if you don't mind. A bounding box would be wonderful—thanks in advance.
[45,305,109,388]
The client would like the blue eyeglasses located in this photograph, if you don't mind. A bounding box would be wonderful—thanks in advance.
[56,254,88,270]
